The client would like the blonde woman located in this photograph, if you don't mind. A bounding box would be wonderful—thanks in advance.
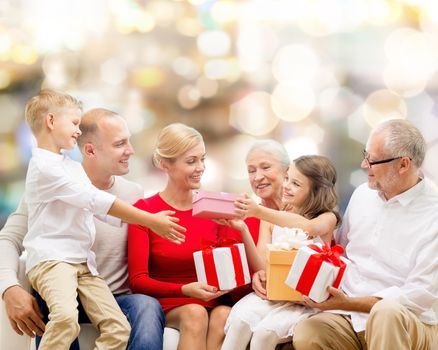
[128,123,233,350]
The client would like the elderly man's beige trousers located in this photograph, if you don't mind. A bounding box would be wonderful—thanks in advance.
[292,299,438,350]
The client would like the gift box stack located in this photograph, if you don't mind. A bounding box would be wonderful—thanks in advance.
[193,241,251,291]
[266,227,312,301]
[285,243,348,303]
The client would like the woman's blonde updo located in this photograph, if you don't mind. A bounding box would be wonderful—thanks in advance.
[152,123,203,167]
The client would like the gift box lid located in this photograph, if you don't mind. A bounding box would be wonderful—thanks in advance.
[192,190,239,204]
[266,244,297,265]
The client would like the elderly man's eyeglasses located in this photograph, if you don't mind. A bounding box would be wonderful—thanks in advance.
[362,150,402,167]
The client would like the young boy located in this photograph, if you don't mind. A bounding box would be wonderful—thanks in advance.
[23,90,186,350]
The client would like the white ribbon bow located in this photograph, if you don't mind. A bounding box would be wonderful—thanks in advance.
[272,227,312,250]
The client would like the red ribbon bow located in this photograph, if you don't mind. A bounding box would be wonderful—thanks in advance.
[307,243,344,267]
[295,243,347,297]
[199,238,246,290]
[200,237,239,250]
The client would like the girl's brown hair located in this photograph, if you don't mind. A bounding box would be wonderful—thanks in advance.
[293,155,341,226]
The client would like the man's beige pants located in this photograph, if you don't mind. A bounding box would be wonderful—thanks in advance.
[28,261,131,350]
[292,299,438,350]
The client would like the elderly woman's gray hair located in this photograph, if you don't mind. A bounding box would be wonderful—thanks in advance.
[246,139,290,168]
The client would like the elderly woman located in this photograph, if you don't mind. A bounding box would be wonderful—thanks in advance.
[225,140,290,305]
[128,123,234,350]
[244,139,290,243]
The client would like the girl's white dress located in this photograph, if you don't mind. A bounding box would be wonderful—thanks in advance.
[224,226,319,339]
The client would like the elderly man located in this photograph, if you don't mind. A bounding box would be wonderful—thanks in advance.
[0,108,165,349]
[292,119,438,350]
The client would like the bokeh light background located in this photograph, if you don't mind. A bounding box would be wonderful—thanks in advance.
[1,0,438,227]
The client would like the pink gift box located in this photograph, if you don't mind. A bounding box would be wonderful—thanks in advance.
[285,243,348,303]
[192,190,240,219]
[193,242,251,290]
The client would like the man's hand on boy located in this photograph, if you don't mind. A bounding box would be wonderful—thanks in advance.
[3,285,45,337]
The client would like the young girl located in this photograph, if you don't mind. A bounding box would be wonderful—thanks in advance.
[221,155,340,350]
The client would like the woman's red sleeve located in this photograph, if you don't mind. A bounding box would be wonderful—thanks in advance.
[127,217,185,298]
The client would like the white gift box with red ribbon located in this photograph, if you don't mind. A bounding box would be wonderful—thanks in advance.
[193,242,251,291]
[285,243,348,303]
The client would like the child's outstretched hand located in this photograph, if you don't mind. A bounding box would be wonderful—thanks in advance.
[234,193,259,218]
[150,210,186,244]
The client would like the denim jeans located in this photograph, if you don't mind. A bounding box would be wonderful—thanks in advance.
[36,293,165,350]
[115,293,165,350]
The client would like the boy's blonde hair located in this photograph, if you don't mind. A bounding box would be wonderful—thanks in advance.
[25,89,82,134]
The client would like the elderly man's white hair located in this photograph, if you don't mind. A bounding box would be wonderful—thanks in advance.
[371,119,426,168]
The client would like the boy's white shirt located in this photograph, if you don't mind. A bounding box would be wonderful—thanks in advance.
[0,176,143,297]
[23,147,116,275]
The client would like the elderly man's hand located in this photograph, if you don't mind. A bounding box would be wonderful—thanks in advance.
[302,287,381,313]
[302,286,350,311]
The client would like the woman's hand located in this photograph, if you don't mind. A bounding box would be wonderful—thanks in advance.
[228,219,247,232]
[214,218,247,232]
[181,282,228,301]
[252,270,267,299]
[150,210,186,244]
